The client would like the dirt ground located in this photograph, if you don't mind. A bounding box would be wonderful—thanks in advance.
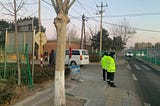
[4,80,86,106]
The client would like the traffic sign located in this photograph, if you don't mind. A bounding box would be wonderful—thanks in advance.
[35,32,47,46]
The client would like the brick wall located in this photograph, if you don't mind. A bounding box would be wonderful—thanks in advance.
[44,40,80,55]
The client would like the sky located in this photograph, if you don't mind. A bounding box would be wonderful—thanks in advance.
[1,0,160,47]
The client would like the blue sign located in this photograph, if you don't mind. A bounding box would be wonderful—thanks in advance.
[69,65,81,80]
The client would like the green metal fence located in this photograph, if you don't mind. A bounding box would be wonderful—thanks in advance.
[0,44,32,87]
[133,47,160,66]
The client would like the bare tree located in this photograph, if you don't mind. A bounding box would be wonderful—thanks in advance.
[50,0,75,105]
[89,26,99,39]
[66,25,78,41]
[1,0,25,86]
[112,19,136,44]
[89,26,99,52]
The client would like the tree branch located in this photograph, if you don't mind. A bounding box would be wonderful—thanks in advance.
[68,0,75,10]
[7,0,14,10]
[17,1,25,13]
[51,0,58,14]
[63,0,69,13]
[56,0,62,13]
[2,12,14,17]
[0,1,14,15]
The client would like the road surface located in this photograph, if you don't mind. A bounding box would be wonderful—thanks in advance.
[127,57,160,106]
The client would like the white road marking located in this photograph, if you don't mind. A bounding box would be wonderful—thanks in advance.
[141,65,151,70]
[144,102,151,106]
[132,74,138,81]
[134,64,141,70]
[127,64,131,70]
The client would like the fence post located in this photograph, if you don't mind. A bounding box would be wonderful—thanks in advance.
[4,28,8,79]
[25,44,33,88]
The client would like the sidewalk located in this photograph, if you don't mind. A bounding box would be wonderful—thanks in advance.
[13,56,143,106]
[65,57,143,106]
[105,88,141,106]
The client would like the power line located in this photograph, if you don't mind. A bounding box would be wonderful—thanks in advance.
[107,12,160,17]
[69,22,81,30]
[69,14,81,21]
[10,0,160,33]
[133,28,160,33]
[87,12,160,18]
[88,18,160,33]
[36,0,160,34]
[41,0,52,6]
[76,0,97,21]
[76,0,91,16]
[104,21,160,33]
[25,1,37,5]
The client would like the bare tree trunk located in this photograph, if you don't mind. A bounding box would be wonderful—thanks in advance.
[54,13,69,106]
[14,0,21,86]
[50,0,75,105]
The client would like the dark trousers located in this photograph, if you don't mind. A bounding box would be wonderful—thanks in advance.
[103,69,107,81]
[107,72,115,82]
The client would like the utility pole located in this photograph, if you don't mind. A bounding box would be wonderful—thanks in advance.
[80,14,87,49]
[96,2,107,56]
[38,0,43,67]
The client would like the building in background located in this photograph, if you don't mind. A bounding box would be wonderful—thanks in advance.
[17,17,45,32]
[44,40,80,56]
[135,42,152,49]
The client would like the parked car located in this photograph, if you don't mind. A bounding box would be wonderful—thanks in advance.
[65,49,89,66]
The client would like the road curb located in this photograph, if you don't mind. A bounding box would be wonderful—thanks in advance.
[12,88,53,106]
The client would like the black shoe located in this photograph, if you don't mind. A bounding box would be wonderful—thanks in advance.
[110,82,116,87]
[107,81,110,85]
[111,84,116,87]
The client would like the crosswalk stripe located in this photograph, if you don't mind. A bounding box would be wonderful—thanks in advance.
[134,64,141,70]
[141,65,151,70]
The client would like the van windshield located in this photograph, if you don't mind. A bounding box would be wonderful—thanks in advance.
[82,51,88,55]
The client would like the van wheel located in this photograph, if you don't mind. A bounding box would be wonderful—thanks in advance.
[70,61,77,66]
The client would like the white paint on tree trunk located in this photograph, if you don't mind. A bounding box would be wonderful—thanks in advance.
[54,70,66,106]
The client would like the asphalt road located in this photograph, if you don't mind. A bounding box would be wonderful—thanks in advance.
[127,57,160,106]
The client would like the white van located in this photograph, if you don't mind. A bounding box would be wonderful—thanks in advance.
[65,49,89,66]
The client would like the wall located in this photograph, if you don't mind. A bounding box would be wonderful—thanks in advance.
[44,40,80,55]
